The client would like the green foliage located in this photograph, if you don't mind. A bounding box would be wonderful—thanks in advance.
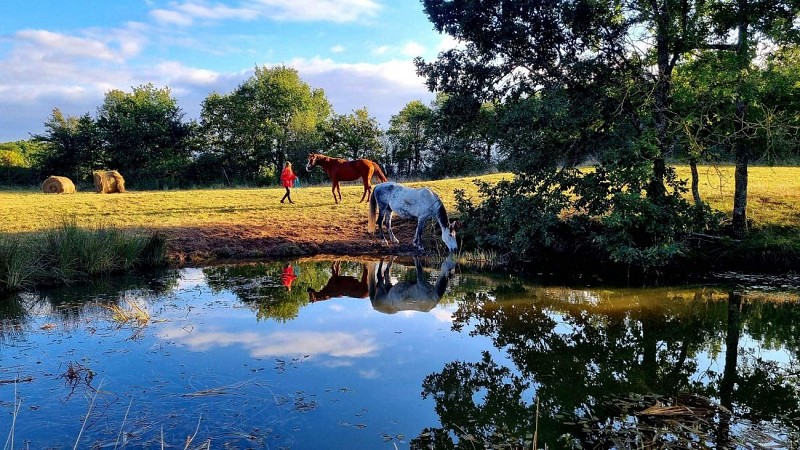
[454,171,574,259]
[321,108,384,161]
[96,84,192,188]
[33,110,102,183]
[387,100,432,176]
[200,65,331,185]
[0,222,166,292]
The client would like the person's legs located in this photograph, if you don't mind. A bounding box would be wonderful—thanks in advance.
[281,187,290,203]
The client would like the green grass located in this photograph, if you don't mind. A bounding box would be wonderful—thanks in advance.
[0,174,511,234]
[0,221,166,292]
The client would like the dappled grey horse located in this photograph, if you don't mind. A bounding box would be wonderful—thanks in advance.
[368,182,459,252]
[368,256,456,314]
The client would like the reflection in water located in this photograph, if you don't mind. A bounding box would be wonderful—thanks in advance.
[307,261,370,302]
[369,256,456,314]
[2,259,800,448]
[414,286,800,449]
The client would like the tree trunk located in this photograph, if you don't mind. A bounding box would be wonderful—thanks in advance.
[689,157,702,205]
[732,132,749,236]
[717,291,742,448]
[731,11,750,237]
[647,5,673,203]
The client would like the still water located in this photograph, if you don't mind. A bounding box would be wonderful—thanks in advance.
[1,257,800,449]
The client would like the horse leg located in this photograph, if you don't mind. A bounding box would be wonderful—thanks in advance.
[331,182,339,204]
[377,209,389,245]
[413,218,427,251]
[359,168,373,203]
[336,183,343,203]
[386,211,400,244]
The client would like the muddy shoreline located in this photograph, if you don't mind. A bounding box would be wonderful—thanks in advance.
[161,217,426,266]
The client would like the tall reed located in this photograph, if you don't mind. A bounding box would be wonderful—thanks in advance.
[0,222,166,293]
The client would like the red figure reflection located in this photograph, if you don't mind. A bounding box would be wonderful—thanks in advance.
[282,264,297,291]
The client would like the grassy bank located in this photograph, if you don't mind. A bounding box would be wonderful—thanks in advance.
[0,222,166,293]
[0,166,797,273]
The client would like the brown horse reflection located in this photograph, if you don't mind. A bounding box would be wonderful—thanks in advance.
[368,257,456,314]
[306,153,388,204]
[307,262,371,303]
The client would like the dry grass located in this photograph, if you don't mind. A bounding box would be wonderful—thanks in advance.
[678,165,800,227]
[0,174,511,234]
[106,301,151,326]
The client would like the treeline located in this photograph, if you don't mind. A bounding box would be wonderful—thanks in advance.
[0,66,496,190]
[2,55,799,193]
[4,48,798,194]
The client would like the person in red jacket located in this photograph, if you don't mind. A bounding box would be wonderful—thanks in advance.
[280,161,297,204]
[282,264,297,291]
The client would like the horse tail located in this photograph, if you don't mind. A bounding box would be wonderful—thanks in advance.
[368,187,378,233]
[371,162,388,183]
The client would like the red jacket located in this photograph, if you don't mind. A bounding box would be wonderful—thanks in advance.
[282,265,297,289]
[280,167,297,188]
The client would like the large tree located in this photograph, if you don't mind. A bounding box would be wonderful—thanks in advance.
[96,84,192,188]
[201,65,331,184]
[320,108,384,161]
[387,100,432,176]
[415,0,797,268]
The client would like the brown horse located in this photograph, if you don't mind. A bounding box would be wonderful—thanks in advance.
[306,153,388,203]
[307,262,371,302]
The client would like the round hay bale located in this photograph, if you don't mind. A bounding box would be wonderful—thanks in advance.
[41,176,76,194]
[93,170,126,194]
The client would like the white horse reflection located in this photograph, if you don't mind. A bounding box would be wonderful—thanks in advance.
[368,256,456,314]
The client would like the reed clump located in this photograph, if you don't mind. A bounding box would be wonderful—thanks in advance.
[0,221,166,293]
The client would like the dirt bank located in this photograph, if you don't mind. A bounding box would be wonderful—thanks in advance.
[160,216,429,266]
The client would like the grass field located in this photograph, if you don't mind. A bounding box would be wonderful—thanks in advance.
[1,167,798,235]
[0,166,797,264]
[676,166,800,227]
[0,173,511,235]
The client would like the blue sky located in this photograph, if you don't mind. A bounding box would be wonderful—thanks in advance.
[0,1,455,142]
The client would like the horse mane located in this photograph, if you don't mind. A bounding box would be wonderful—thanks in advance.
[314,153,346,163]
[435,200,450,230]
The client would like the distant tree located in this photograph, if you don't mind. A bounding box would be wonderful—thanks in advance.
[200,65,331,185]
[387,100,432,177]
[96,84,191,188]
[321,108,384,161]
[33,109,102,184]
[426,94,496,178]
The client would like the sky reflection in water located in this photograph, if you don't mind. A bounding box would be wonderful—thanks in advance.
[1,258,799,449]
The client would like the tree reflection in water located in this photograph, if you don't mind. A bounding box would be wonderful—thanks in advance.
[413,286,800,449]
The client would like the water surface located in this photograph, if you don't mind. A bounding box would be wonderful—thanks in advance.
[1,257,799,449]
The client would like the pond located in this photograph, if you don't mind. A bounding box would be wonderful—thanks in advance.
[1,257,800,449]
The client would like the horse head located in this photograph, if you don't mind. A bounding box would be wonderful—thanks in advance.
[441,219,461,253]
[305,153,319,172]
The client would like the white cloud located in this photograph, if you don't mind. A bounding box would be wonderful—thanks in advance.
[151,0,381,25]
[12,29,141,64]
[401,41,426,58]
[372,45,391,55]
[152,61,222,87]
[158,327,380,359]
[330,44,346,53]
[436,34,463,52]
[289,56,435,125]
